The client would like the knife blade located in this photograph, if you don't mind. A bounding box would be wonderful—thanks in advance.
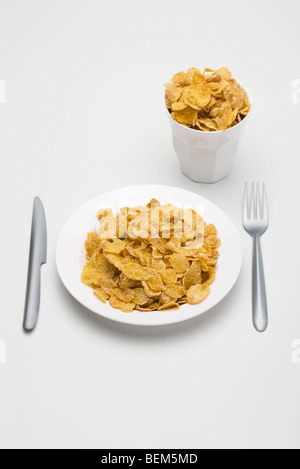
[23,197,47,331]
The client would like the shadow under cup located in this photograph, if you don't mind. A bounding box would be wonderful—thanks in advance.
[166,82,252,184]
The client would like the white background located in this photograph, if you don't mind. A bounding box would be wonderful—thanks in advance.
[1,0,300,449]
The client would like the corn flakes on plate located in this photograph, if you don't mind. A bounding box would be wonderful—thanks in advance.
[56,185,242,326]
[165,67,251,131]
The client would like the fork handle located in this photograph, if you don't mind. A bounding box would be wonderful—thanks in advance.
[252,235,268,332]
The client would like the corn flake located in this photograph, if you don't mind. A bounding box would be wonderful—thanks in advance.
[187,284,210,305]
[165,67,250,131]
[82,200,220,314]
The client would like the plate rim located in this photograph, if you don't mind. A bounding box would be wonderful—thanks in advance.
[56,184,243,326]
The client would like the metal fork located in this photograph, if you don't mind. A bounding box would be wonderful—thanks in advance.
[243,183,269,332]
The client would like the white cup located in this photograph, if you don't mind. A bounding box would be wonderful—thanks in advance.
[166,82,252,183]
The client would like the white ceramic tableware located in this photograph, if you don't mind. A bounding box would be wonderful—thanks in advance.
[56,185,242,327]
[166,82,252,184]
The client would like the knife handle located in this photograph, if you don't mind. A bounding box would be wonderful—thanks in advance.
[23,259,43,331]
[23,197,47,332]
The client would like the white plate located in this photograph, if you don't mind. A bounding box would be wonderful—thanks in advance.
[56,185,242,326]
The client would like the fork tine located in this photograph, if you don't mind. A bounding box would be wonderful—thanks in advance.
[243,182,249,221]
[250,182,255,220]
[256,182,261,219]
[262,183,268,222]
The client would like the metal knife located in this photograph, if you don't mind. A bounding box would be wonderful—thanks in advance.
[23,197,47,331]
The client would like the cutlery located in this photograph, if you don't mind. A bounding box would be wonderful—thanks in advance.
[243,183,269,333]
[23,197,47,331]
